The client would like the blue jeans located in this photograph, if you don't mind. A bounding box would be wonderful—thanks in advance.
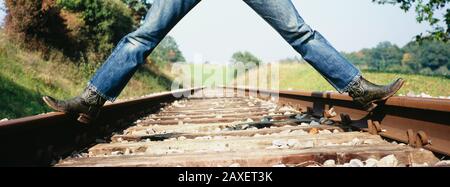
[89,0,361,101]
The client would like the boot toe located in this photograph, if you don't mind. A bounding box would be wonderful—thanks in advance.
[390,78,405,92]
[42,96,66,112]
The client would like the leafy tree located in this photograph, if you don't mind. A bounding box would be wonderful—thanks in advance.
[121,0,152,26]
[343,51,367,67]
[343,40,449,76]
[404,39,449,71]
[149,36,186,65]
[372,0,449,41]
[231,51,261,67]
[366,42,403,71]
[57,0,134,62]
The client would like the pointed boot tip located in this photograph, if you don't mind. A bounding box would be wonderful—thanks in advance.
[42,96,52,104]
[396,78,406,88]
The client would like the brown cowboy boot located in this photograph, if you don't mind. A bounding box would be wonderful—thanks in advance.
[42,87,107,124]
[347,76,405,111]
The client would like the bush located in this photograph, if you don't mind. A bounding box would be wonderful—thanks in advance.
[4,0,81,60]
[57,0,134,62]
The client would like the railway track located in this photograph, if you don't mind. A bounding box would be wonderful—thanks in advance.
[0,88,449,167]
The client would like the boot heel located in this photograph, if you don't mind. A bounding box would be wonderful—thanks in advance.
[77,114,92,124]
[364,103,378,112]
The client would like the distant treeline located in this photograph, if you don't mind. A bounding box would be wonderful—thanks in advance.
[3,0,185,65]
[343,40,449,77]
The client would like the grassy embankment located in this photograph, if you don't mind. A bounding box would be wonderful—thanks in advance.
[0,31,172,119]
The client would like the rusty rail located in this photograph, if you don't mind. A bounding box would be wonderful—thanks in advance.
[0,88,203,166]
[221,87,450,156]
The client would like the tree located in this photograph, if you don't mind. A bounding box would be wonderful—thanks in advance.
[149,36,186,65]
[366,42,403,71]
[372,0,449,41]
[231,51,261,67]
[404,39,450,71]
[342,40,449,76]
[121,0,152,26]
[57,0,134,62]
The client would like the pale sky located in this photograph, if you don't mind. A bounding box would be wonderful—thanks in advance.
[0,0,443,63]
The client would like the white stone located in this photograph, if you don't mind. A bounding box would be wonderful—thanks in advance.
[363,139,377,145]
[406,91,416,97]
[287,139,299,147]
[377,155,398,167]
[333,129,340,133]
[229,163,241,167]
[350,138,362,146]
[364,158,378,167]
[420,93,432,98]
[124,148,131,155]
[342,163,351,167]
[435,160,450,167]
[300,123,309,127]
[111,151,122,156]
[323,160,336,167]
[349,159,364,167]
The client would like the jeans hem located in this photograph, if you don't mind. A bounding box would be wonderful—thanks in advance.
[87,82,117,102]
[340,73,362,94]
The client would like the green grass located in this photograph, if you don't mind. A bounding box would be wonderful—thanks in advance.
[0,31,172,119]
[234,63,450,97]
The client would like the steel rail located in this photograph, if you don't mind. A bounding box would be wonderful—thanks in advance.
[0,88,203,166]
[221,86,450,156]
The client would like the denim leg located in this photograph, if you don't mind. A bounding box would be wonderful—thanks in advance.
[244,0,361,92]
[88,0,200,101]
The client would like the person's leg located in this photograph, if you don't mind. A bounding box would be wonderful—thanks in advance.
[244,0,404,110]
[90,0,200,101]
[43,0,201,123]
